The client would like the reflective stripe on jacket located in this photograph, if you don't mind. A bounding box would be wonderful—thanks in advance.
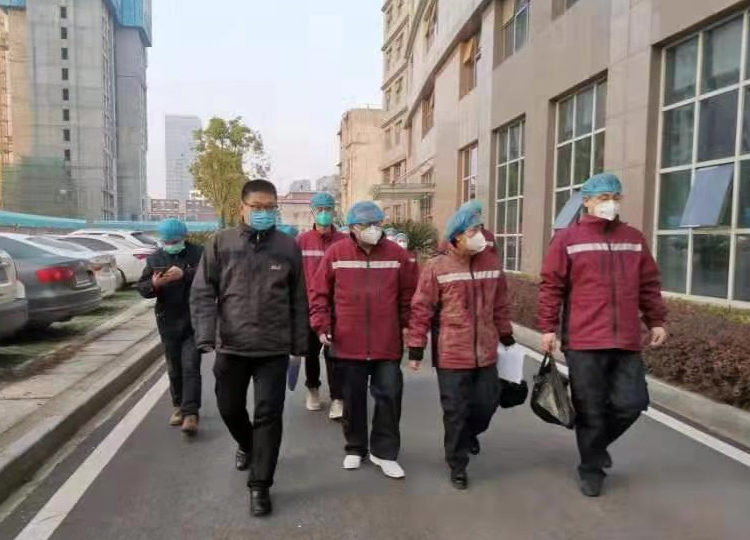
[407,247,513,370]
[538,214,667,352]
[309,236,419,361]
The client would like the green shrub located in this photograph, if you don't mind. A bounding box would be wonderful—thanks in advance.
[390,220,439,258]
[187,231,215,246]
[505,275,750,410]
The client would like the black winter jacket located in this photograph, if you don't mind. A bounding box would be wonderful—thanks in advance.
[190,225,309,358]
[137,242,203,340]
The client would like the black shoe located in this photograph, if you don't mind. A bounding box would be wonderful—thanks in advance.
[450,470,468,490]
[235,448,250,471]
[469,437,481,456]
[250,488,272,517]
[603,452,613,469]
[579,474,604,497]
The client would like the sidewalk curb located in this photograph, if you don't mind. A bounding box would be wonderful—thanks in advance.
[0,331,163,505]
[2,299,155,381]
[512,323,750,450]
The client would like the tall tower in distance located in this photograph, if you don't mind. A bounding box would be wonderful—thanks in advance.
[165,115,201,201]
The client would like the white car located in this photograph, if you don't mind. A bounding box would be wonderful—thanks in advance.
[69,229,159,250]
[22,235,119,298]
[58,235,149,287]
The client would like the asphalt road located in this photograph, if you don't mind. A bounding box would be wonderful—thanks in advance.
[3,355,750,540]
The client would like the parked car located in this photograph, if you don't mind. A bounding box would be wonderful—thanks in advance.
[69,229,159,249]
[0,249,29,339]
[20,235,118,298]
[58,235,148,287]
[0,234,101,330]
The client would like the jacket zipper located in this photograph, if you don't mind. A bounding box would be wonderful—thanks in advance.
[365,256,371,361]
[605,230,619,344]
[469,258,479,367]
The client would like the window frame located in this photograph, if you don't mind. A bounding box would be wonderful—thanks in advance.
[552,78,607,228]
[494,118,525,272]
[460,34,481,98]
[654,11,750,306]
[459,142,478,204]
[502,0,530,61]
[424,0,438,52]
[422,90,435,136]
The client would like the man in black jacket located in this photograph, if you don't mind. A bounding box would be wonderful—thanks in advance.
[137,219,203,435]
[190,179,308,518]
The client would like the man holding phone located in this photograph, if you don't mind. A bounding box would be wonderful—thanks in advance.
[137,218,204,435]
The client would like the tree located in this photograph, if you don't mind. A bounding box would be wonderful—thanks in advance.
[190,117,270,228]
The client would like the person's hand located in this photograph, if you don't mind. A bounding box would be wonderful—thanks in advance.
[649,327,667,348]
[198,344,215,354]
[163,265,184,283]
[319,333,332,346]
[541,333,558,354]
[151,271,169,289]
[408,360,421,372]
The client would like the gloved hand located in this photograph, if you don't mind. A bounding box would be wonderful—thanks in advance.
[499,335,516,347]
[287,356,302,391]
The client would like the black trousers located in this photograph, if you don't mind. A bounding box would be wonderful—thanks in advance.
[304,330,342,399]
[436,366,499,473]
[567,350,649,478]
[339,359,403,460]
[163,334,202,416]
[213,354,288,489]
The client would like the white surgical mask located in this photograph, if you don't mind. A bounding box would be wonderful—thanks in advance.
[593,200,621,221]
[465,233,487,254]
[358,226,383,245]
[397,241,409,250]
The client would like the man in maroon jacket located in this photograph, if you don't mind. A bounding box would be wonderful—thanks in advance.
[296,192,347,417]
[310,201,418,479]
[538,173,668,498]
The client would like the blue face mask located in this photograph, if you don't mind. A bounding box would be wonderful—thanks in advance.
[249,210,276,231]
[163,241,185,255]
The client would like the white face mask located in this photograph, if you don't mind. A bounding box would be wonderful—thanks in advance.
[465,233,487,254]
[396,241,408,250]
[358,226,383,245]
[593,200,620,221]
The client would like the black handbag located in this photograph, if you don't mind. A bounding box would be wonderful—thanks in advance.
[530,354,576,429]
[498,379,528,408]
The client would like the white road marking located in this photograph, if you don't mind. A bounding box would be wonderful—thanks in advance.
[519,345,750,468]
[14,374,169,540]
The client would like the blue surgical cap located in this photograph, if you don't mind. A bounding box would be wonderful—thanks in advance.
[157,218,188,242]
[311,192,336,208]
[445,206,483,241]
[459,199,483,220]
[581,173,623,197]
[346,201,385,226]
[278,224,299,238]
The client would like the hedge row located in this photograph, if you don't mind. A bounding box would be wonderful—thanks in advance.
[505,275,750,411]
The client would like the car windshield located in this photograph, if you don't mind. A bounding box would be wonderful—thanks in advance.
[29,237,89,253]
[60,237,118,252]
[132,232,158,246]
[0,237,53,259]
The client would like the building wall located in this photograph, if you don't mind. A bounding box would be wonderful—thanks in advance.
[397,0,750,306]
[339,108,384,213]
[165,115,201,201]
[115,26,147,221]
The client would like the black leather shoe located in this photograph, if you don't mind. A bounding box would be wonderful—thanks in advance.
[579,474,604,497]
[603,452,613,469]
[450,470,468,490]
[250,488,272,517]
[235,448,249,471]
[469,437,481,456]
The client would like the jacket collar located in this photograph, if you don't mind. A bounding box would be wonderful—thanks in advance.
[579,213,623,232]
[313,224,336,239]
[239,223,275,243]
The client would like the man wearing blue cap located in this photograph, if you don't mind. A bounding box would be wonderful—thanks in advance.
[539,172,668,497]
[296,192,347,417]
[137,218,204,435]
[310,201,418,479]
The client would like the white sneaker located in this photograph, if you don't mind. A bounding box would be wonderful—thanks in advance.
[328,399,344,420]
[369,455,405,479]
[306,388,322,411]
[342,455,362,470]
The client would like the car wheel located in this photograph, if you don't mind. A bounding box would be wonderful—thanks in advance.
[116,269,127,290]
[26,321,52,331]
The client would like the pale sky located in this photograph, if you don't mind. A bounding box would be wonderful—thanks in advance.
[146,0,383,198]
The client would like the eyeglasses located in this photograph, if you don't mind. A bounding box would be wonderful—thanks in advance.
[245,204,278,212]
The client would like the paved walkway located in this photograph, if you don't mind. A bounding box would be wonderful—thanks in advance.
[3,357,750,540]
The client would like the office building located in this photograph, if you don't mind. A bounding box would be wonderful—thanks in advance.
[165,115,201,201]
[338,107,384,213]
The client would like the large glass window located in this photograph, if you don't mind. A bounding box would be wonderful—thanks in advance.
[495,119,525,272]
[656,12,750,303]
[554,80,607,220]
[501,0,529,61]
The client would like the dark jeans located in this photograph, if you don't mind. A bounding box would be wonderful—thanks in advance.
[567,350,649,478]
[163,334,202,416]
[436,366,499,473]
[213,354,288,489]
[305,330,342,399]
[339,359,403,460]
